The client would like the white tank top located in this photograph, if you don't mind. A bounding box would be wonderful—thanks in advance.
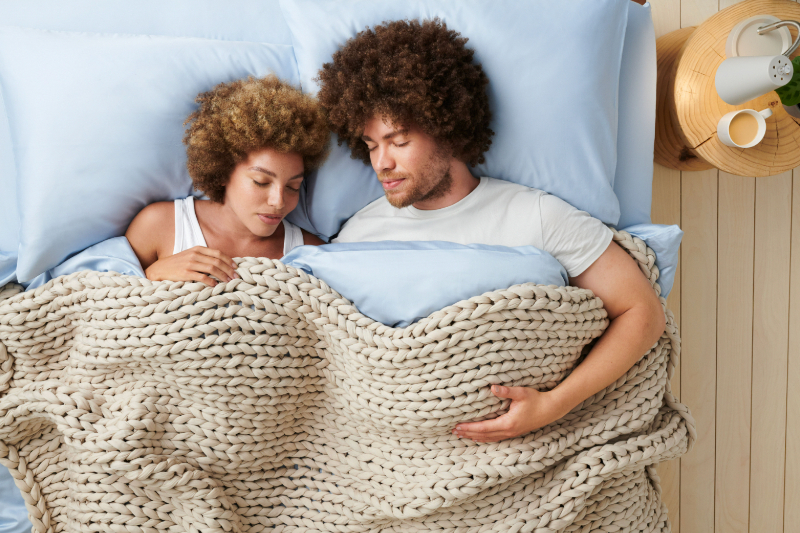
[173,197,304,257]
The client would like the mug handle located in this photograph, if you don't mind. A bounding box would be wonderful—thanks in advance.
[760,108,774,119]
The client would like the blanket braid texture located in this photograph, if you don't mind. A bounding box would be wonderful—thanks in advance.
[0,229,695,533]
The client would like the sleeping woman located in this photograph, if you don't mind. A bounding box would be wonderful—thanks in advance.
[126,75,329,286]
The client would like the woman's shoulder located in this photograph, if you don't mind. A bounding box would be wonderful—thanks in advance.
[125,200,178,262]
[128,201,176,232]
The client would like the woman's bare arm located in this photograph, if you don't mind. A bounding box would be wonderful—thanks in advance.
[126,202,237,285]
[125,202,174,271]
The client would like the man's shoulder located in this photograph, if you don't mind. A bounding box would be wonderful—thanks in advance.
[478,177,548,211]
[481,177,547,197]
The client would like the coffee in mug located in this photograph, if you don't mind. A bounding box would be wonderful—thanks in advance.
[717,108,773,148]
[728,112,759,145]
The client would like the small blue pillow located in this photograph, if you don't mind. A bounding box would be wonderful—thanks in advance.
[283,241,568,327]
[23,237,145,291]
[0,87,17,286]
[0,466,28,533]
[622,223,683,299]
[0,251,14,288]
[0,0,293,286]
[0,26,300,282]
[280,0,630,239]
[614,2,656,229]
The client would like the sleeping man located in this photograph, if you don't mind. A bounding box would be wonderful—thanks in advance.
[317,19,665,443]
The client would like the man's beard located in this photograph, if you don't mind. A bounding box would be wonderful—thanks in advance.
[379,149,453,209]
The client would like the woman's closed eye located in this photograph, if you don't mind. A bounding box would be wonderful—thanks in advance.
[252,180,301,192]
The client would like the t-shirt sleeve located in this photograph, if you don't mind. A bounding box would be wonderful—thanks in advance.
[539,193,613,278]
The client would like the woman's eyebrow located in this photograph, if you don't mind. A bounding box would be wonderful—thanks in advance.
[249,167,303,180]
[249,166,276,176]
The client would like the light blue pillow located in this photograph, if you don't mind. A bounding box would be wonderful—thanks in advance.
[283,241,568,327]
[614,2,656,229]
[0,87,17,286]
[0,26,300,282]
[0,0,293,286]
[280,0,630,239]
[23,237,145,291]
[0,246,14,288]
[0,0,292,44]
[622,223,683,299]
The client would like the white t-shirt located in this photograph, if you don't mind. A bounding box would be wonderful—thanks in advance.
[333,177,613,278]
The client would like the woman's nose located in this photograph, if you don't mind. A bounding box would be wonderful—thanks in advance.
[268,186,285,209]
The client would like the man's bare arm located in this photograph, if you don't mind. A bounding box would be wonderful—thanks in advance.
[548,240,666,415]
[453,241,665,442]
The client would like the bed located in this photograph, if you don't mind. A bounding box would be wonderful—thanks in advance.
[0,1,693,531]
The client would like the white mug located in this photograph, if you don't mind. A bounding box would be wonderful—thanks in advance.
[717,108,773,148]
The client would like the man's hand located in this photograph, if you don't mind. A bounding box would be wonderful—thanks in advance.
[451,385,570,442]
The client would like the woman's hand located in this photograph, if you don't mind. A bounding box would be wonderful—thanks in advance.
[451,385,570,442]
[145,246,239,286]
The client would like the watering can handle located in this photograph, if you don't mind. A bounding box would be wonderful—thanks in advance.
[757,20,800,57]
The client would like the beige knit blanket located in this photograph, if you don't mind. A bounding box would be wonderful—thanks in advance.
[0,230,695,533]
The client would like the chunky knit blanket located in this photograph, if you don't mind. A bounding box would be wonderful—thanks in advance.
[0,230,695,533]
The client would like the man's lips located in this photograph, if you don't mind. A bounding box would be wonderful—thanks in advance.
[381,178,404,191]
[257,214,282,225]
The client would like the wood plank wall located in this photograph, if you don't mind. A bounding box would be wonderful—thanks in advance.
[650,1,799,531]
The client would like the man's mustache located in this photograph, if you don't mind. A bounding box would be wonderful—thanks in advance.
[378,171,412,182]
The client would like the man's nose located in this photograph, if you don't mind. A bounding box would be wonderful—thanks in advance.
[374,145,395,172]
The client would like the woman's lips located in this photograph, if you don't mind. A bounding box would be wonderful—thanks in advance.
[382,179,404,191]
[257,214,282,225]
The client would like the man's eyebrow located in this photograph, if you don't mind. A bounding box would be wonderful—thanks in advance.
[361,129,408,142]
[249,167,304,180]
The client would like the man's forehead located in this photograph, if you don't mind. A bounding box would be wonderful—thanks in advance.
[362,115,410,139]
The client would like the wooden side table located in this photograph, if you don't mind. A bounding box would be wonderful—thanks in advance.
[655,0,800,176]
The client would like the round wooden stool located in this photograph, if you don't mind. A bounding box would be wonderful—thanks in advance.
[655,0,800,176]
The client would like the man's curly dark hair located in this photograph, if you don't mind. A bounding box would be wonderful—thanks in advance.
[183,75,330,203]
[317,19,493,167]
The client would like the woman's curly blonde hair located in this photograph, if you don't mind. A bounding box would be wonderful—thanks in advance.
[183,75,330,203]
